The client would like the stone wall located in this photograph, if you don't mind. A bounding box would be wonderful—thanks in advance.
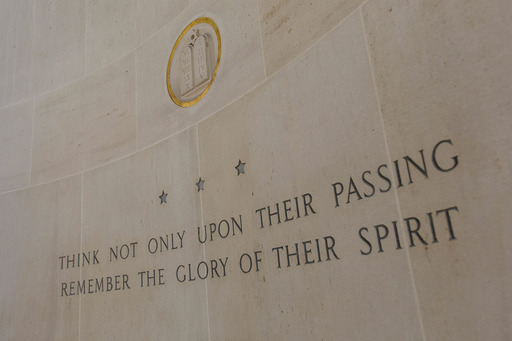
[0,0,511,340]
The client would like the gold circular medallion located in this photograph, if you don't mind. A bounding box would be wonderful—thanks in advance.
[167,17,221,107]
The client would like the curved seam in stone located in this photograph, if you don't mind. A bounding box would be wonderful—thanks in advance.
[0,0,369,196]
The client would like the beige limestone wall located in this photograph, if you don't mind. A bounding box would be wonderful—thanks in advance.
[0,0,510,340]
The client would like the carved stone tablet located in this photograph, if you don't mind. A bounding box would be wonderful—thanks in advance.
[167,17,221,107]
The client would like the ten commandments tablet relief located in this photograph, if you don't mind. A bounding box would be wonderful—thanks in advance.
[167,18,221,107]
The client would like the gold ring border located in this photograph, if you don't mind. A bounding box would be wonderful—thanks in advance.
[167,17,221,108]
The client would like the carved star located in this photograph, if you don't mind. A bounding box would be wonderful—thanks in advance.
[196,177,205,192]
[235,160,246,176]
[159,191,168,204]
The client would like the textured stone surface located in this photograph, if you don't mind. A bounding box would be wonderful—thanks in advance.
[32,0,85,97]
[0,0,34,107]
[32,54,137,184]
[0,100,33,192]
[0,176,81,340]
[363,0,512,339]
[85,0,188,73]
[0,0,86,107]
[259,0,364,76]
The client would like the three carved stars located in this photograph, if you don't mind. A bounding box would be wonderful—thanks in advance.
[158,160,246,200]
